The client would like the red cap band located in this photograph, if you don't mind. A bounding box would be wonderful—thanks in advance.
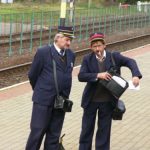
[89,33,104,42]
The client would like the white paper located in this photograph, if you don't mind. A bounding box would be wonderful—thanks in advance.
[112,76,127,88]
[128,80,140,90]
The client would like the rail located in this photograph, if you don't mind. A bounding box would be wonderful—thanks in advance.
[0,34,149,88]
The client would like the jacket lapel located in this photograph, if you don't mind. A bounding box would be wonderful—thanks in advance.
[65,49,76,72]
[65,50,71,69]
[90,53,99,73]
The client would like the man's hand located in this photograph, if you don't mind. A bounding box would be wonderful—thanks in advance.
[97,72,112,80]
[132,76,140,87]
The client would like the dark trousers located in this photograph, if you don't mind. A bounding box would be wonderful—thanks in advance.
[79,102,113,150]
[26,102,65,150]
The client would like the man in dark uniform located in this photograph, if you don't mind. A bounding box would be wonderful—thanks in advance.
[25,26,75,150]
[78,32,142,150]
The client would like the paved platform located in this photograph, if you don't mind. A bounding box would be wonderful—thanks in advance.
[0,45,150,150]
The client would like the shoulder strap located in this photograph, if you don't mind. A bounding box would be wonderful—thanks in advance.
[52,59,59,96]
[49,45,60,96]
[111,52,116,67]
[110,52,117,74]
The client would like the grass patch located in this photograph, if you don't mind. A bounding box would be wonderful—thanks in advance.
[0,2,61,14]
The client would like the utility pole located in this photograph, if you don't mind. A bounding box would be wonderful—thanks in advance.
[69,0,75,23]
[60,0,67,26]
[88,0,92,8]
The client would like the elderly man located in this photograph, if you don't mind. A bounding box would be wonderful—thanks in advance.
[26,26,75,150]
[78,32,142,150]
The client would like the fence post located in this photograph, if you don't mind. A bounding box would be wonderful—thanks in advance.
[73,9,76,31]
[109,9,112,34]
[119,14,122,32]
[149,11,150,26]
[40,11,44,47]
[79,14,82,42]
[85,11,89,40]
[99,9,101,32]
[49,12,53,44]
[9,14,13,56]
[128,6,131,29]
[0,15,1,36]
[137,1,141,12]
[144,10,147,27]
[104,9,107,34]
[114,13,117,33]
[144,2,148,13]
[19,13,24,54]
[69,0,74,23]
[65,11,68,26]
[30,12,34,52]
[92,11,95,33]
[124,13,126,31]
[137,12,140,28]
[133,14,136,29]
[0,15,1,51]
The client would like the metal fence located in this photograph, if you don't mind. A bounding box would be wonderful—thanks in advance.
[0,5,150,56]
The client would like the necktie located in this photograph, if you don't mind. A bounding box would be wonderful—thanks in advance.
[60,49,64,56]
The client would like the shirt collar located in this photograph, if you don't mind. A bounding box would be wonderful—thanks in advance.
[96,50,106,61]
[54,42,65,55]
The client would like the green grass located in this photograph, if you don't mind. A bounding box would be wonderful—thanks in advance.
[0,2,122,14]
[0,5,143,25]
[0,2,61,14]
[0,2,141,15]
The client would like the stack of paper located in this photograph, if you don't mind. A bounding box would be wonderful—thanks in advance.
[128,80,140,90]
[112,76,127,88]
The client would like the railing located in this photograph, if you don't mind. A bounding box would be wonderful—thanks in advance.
[0,5,150,56]
[137,1,150,12]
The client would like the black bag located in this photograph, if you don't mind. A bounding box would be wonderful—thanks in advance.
[99,53,129,99]
[54,96,73,112]
[58,134,65,150]
[112,99,126,120]
[99,53,127,120]
[99,74,129,98]
[52,57,73,112]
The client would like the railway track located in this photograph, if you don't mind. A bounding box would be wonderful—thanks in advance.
[0,34,150,89]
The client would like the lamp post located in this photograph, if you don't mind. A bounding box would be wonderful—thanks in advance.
[88,0,92,8]
[69,0,75,23]
[60,0,67,26]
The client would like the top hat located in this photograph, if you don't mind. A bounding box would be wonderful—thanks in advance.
[89,32,105,43]
[58,26,75,38]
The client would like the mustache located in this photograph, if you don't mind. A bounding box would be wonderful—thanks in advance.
[96,51,102,56]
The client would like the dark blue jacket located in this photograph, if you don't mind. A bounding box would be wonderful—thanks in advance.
[78,50,142,109]
[28,44,75,106]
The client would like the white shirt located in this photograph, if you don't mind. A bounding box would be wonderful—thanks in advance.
[95,50,106,81]
[96,50,106,62]
[54,42,65,56]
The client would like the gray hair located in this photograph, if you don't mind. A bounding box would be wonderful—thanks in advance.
[54,33,64,43]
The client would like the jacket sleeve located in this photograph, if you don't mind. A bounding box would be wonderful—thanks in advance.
[114,52,142,79]
[28,48,44,90]
[78,56,98,82]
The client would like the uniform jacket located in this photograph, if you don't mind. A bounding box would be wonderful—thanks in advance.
[78,50,142,109]
[28,44,75,106]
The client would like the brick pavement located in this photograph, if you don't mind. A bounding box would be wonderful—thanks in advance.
[0,45,150,150]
